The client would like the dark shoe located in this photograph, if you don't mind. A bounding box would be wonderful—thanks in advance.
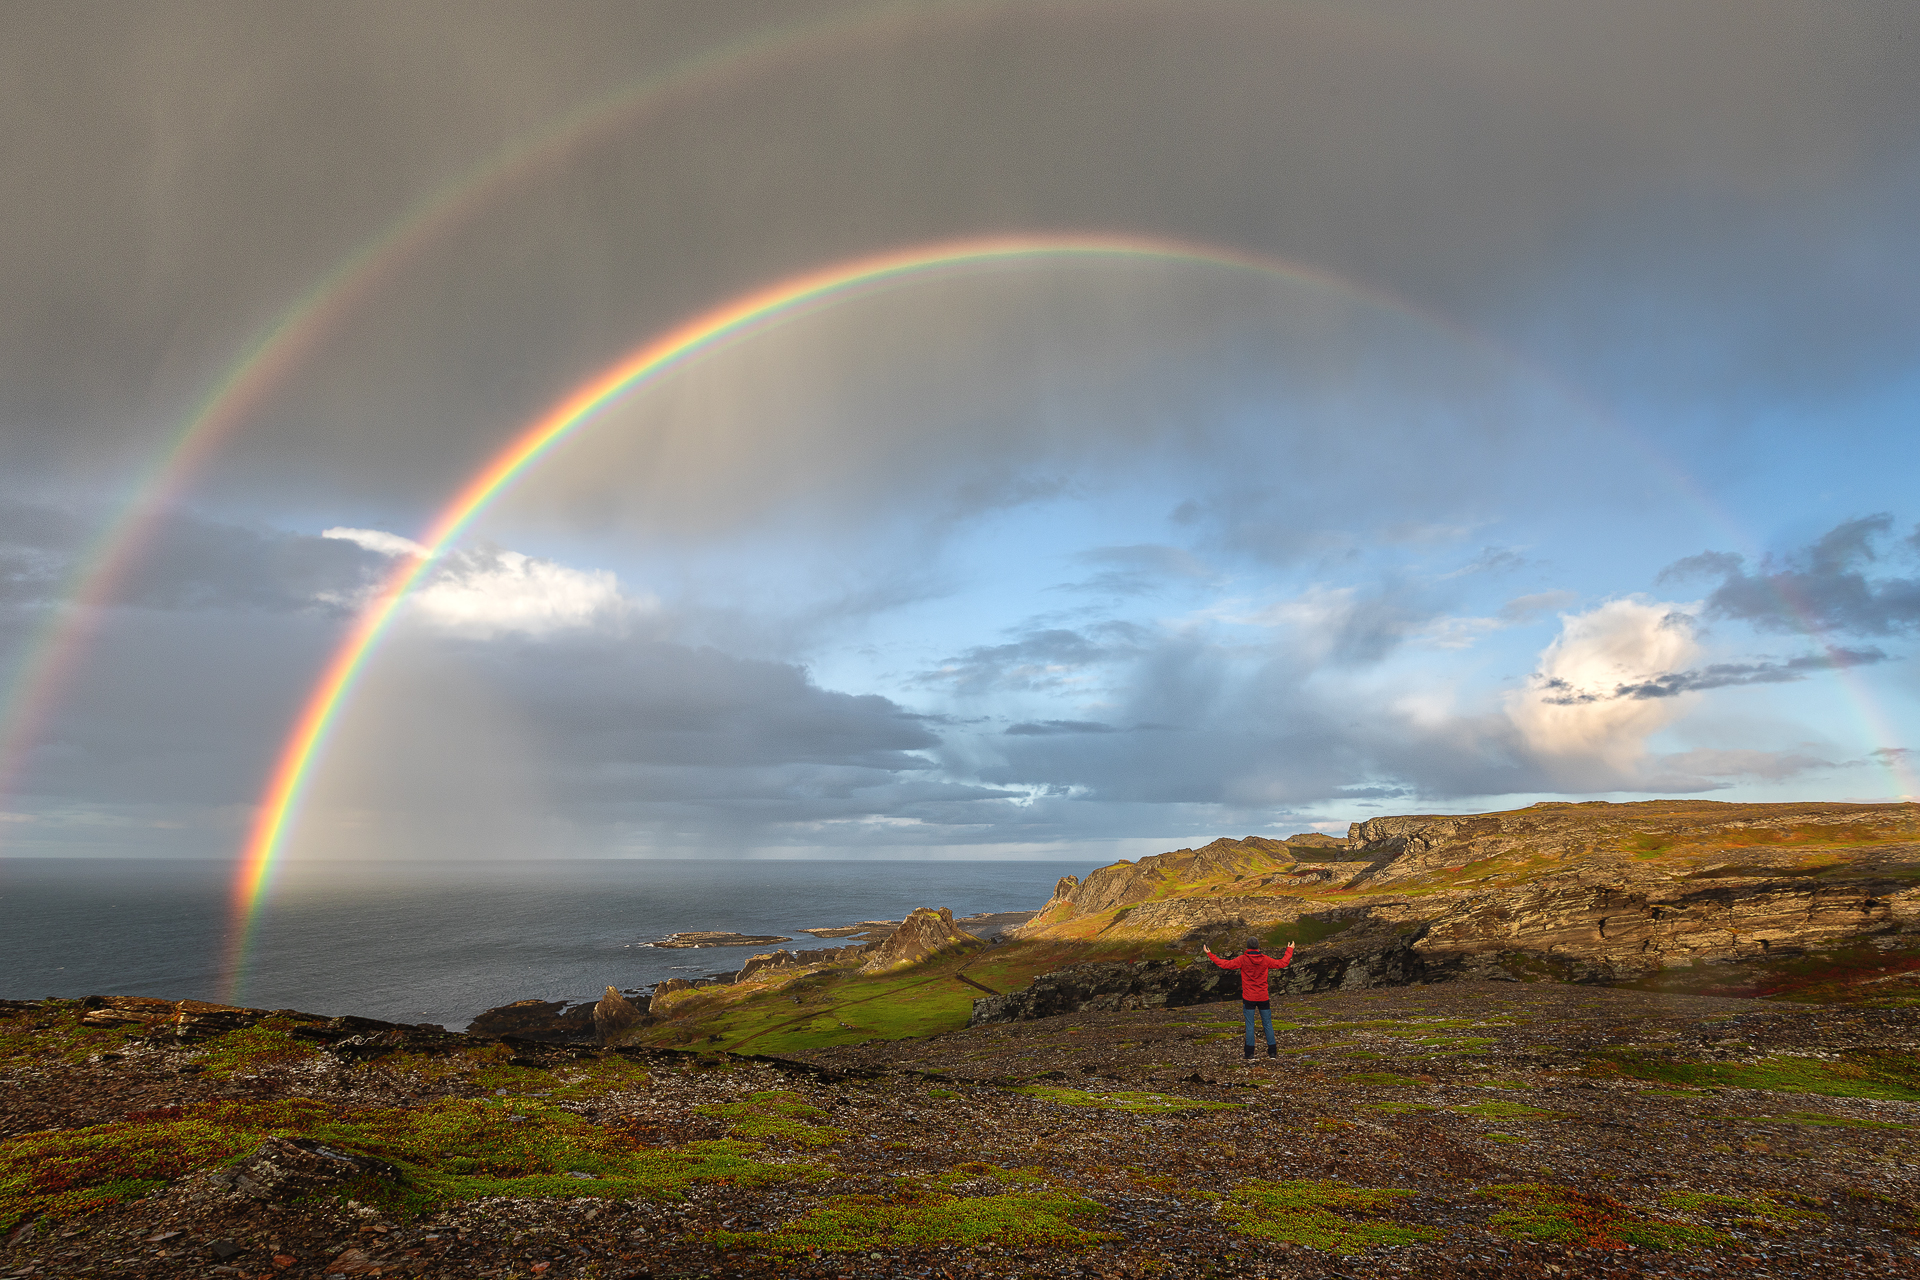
[1266,1042,1278,1058]
[1243,1044,1254,1060]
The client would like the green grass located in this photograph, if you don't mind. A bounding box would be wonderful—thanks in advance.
[1218,1180,1440,1254]
[1478,1183,1729,1251]
[1587,1049,1920,1101]
[1012,1086,1239,1113]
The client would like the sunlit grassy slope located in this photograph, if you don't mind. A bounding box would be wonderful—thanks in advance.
[641,938,1188,1056]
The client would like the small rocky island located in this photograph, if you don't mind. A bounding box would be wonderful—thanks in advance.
[648,931,791,949]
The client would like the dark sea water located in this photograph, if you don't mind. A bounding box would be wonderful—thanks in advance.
[0,858,1095,1031]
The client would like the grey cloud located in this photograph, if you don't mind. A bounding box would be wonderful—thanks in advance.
[1537,648,1892,705]
[916,623,1150,696]
[1499,591,1576,624]
[0,499,388,612]
[6,2,1915,505]
[1652,749,1839,784]
[1663,515,1920,635]
[1005,720,1118,737]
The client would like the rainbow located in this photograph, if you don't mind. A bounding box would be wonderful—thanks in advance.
[0,0,1071,833]
[219,231,1457,992]
[220,232,1920,993]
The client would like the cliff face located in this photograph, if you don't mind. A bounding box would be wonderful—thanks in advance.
[1010,801,1920,1001]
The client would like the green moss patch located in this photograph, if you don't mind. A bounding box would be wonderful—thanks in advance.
[0,1093,822,1232]
[1587,1049,1920,1100]
[710,1182,1111,1254]
[0,1003,146,1066]
[197,1022,324,1078]
[1218,1179,1440,1254]
[1013,1086,1239,1113]
[1455,1102,1559,1120]
[695,1090,844,1147]
[1661,1190,1824,1227]
[1347,1072,1425,1088]
[1737,1110,1910,1130]
[1479,1183,1729,1251]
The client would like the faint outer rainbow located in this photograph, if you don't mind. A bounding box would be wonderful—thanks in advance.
[219,232,1437,992]
[0,0,1037,832]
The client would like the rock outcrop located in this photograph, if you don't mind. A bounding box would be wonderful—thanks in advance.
[859,907,983,973]
[466,998,598,1043]
[1002,801,1920,1008]
[208,1137,402,1201]
[592,986,645,1046]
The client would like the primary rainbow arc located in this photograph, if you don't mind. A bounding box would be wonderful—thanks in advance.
[220,232,1418,990]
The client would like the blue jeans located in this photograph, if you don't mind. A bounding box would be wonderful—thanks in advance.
[1243,1002,1274,1048]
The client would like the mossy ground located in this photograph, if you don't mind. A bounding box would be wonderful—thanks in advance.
[1013,1086,1239,1113]
[9,979,1920,1278]
[1479,1183,1731,1250]
[1218,1179,1439,1253]
[1585,1047,1920,1100]
[0,1091,824,1233]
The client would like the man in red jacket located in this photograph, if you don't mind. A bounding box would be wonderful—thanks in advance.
[1206,937,1295,1061]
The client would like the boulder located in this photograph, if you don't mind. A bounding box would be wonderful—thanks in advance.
[592,985,645,1046]
[859,907,984,973]
[208,1136,401,1201]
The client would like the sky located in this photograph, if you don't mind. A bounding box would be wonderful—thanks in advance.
[2,0,1918,867]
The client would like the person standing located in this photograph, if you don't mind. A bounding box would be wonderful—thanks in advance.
[1205,937,1295,1061]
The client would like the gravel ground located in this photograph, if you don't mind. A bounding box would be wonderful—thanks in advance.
[4,982,1918,1279]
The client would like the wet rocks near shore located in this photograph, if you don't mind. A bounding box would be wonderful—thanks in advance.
[649,931,792,949]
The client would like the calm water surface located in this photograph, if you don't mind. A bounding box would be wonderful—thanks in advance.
[0,858,1093,1030]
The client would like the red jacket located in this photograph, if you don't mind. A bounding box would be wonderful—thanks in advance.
[1208,945,1293,1001]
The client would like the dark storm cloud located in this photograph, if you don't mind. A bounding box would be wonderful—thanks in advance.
[1663,515,1920,635]
[1537,648,1893,706]
[0,499,387,611]
[2,1,1917,504]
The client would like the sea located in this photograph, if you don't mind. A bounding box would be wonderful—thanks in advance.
[0,858,1097,1032]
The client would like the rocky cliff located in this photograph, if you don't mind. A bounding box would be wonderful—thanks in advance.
[1005,801,1920,1009]
[859,907,983,973]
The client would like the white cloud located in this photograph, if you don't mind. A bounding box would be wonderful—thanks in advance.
[322,526,426,558]
[323,528,647,638]
[410,547,640,638]
[1505,597,1697,781]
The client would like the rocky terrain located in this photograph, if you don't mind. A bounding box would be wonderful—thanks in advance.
[5,984,1920,1279]
[11,801,1920,1277]
[1013,801,1920,1001]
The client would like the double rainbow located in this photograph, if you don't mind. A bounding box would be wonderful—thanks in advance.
[220,232,1425,988]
